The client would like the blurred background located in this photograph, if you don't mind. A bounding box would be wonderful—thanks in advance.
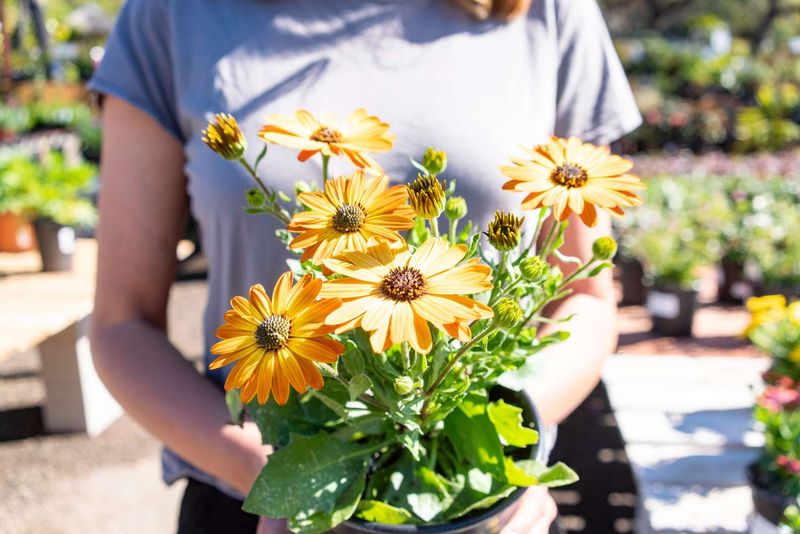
[0,0,798,533]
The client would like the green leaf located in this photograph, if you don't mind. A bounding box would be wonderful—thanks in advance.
[225,389,244,426]
[443,394,505,479]
[243,432,374,518]
[467,468,493,494]
[587,261,614,278]
[504,456,538,486]
[515,460,579,488]
[487,399,539,448]
[342,341,366,376]
[288,470,365,534]
[348,374,373,401]
[249,396,320,447]
[357,500,413,524]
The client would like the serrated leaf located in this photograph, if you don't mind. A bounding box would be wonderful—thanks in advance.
[487,399,539,448]
[443,394,505,479]
[225,389,244,426]
[310,390,348,419]
[515,460,578,487]
[504,456,538,486]
[587,261,614,277]
[288,469,365,534]
[357,500,413,524]
[243,432,374,518]
[348,374,373,401]
[249,395,321,447]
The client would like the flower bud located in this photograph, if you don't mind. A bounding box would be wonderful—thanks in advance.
[202,113,247,160]
[520,256,547,282]
[445,196,467,221]
[592,236,618,260]
[421,147,447,175]
[492,297,524,330]
[485,211,524,252]
[393,376,415,396]
[407,174,446,219]
[246,188,265,207]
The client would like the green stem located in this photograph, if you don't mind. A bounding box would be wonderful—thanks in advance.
[333,375,389,411]
[424,323,497,397]
[321,154,330,184]
[539,220,560,258]
[524,208,548,257]
[238,157,290,224]
[429,217,440,237]
[402,342,411,371]
[448,218,459,243]
[490,275,523,306]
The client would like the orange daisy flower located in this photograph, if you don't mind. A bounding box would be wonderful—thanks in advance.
[258,108,395,175]
[288,170,416,265]
[500,137,644,226]
[209,273,344,405]
[320,239,494,354]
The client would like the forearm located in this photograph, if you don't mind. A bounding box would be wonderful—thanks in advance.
[526,292,618,426]
[90,318,268,495]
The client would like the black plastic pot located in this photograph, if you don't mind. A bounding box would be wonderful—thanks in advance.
[646,285,698,337]
[616,257,646,306]
[747,463,793,529]
[335,387,548,534]
[717,257,753,304]
[33,218,75,272]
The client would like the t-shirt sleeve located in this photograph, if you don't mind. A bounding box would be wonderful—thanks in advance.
[553,0,641,144]
[87,0,183,142]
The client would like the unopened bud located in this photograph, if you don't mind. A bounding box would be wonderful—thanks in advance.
[421,147,447,175]
[485,211,524,252]
[592,236,618,260]
[407,174,446,219]
[393,376,415,396]
[520,256,547,282]
[202,113,247,160]
[445,196,467,221]
[493,297,524,330]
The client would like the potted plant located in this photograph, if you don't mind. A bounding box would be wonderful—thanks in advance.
[5,151,96,271]
[744,296,800,533]
[0,149,36,252]
[199,110,645,532]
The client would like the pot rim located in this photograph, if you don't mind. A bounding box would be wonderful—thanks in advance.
[342,386,547,533]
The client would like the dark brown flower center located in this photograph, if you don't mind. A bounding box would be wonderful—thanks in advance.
[381,267,426,301]
[550,163,589,188]
[332,203,367,233]
[255,315,291,350]
[310,126,342,144]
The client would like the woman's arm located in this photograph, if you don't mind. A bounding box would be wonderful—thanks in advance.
[89,96,269,496]
[528,212,618,426]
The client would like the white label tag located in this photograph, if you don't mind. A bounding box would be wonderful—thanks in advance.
[57,226,76,255]
[646,291,680,319]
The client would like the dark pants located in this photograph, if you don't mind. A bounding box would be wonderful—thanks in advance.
[177,478,564,534]
[178,478,259,534]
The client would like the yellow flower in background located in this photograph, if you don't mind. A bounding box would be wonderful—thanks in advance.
[743,294,788,337]
[209,273,344,405]
[258,108,395,175]
[288,171,416,265]
[202,113,247,160]
[788,301,800,325]
[789,348,800,364]
[320,239,494,354]
[500,137,644,227]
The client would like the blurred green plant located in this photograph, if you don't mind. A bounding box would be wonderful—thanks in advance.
[0,150,97,227]
[737,83,800,152]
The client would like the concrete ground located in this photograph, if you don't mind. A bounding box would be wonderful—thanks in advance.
[0,277,765,533]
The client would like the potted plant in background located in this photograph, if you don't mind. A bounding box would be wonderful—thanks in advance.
[624,176,718,337]
[199,110,645,532]
[744,296,800,533]
[4,150,96,271]
[0,150,36,252]
[749,197,800,301]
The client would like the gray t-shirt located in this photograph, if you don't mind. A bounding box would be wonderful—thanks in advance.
[90,0,640,495]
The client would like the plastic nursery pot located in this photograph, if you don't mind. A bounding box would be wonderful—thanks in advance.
[717,257,754,304]
[645,285,698,337]
[335,387,548,534]
[0,212,36,252]
[616,256,646,306]
[33,217,76,272]
[747,463,793,532]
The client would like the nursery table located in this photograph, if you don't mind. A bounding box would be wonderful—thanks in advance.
[603,354,769,533]
[0,239,121,436]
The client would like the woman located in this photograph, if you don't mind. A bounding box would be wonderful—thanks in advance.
[88,0,640,532]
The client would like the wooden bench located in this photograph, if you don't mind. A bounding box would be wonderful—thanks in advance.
[0,239,121,436]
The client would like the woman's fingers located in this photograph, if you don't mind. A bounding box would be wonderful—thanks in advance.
[499,486,558,534]
[257,516,291,534]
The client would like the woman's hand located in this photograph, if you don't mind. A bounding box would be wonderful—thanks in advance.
[255,487,556,534]
[500,487,558,534]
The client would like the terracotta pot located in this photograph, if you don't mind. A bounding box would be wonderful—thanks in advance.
[334,387,548,534]
[0,212,36,252]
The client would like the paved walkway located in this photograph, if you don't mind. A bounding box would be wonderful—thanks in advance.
[604,355,769,533]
